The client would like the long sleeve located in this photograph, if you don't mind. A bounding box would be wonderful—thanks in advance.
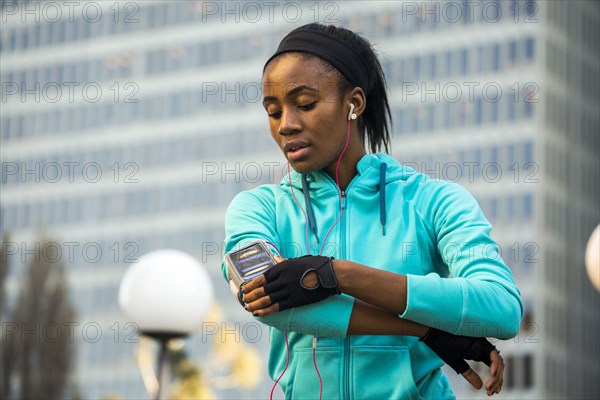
[400,181,523,339]
[223,187,354,338]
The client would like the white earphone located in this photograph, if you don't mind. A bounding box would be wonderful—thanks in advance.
[348,103,357,120]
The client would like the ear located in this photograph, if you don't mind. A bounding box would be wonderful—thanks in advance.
[347,87,367,119]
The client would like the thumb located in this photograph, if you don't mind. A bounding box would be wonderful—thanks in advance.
[461,368,483,390]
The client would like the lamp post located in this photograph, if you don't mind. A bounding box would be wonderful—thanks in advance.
[118,249,214,399]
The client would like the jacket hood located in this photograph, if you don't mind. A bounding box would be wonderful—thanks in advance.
[282,153,418,192]
[281,153,418,237]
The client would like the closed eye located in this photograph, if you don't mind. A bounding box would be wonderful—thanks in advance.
[298,102,316,111]
[267,110,282,119]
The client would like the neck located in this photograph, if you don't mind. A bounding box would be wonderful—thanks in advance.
[324,140,366,191]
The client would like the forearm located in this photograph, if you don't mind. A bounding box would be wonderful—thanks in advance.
[334,260,521,338]
[333,259,408,314]
[348,300,428,337]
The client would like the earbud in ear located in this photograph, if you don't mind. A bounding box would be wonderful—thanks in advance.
[348,103,357,120]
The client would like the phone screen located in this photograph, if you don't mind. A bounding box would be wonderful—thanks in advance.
[230,243,274,281]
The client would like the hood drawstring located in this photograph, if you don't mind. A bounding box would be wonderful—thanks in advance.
[301,174,319,243]
[379,163,387,236]
[300,163,388,239]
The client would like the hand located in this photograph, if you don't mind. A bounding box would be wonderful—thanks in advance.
[242,255,340,316]
[420,328,504,396]
[461,349,504,396]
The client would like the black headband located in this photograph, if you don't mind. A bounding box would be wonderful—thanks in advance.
[263,28,373,93]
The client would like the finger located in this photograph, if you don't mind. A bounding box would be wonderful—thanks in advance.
[460,368,483,390]
[486,380,504,396]
[486,365,502,394]
[486,353,504,395]
[486,374,503,397]
[242,275,267,293]
[252,302,279,317]
[245,293,274,312]
[242,285,267,303]
[494,357,504,394]
[490,349,501,376]
[486,371,503,395]
[274,256,286,263]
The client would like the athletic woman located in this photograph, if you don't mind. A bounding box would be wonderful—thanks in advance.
[224,23,522,399]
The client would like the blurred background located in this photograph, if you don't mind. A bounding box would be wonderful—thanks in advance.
[1,0,599,399]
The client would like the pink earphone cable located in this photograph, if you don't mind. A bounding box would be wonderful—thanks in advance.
[270,330,290,400]
[287,163,312,255]
[265,241,283,258]
[319,119,351,256]
[313,337,323,400]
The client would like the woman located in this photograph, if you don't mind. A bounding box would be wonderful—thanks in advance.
[223,23,522,399]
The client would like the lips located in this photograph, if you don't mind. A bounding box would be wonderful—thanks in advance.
[283,140,311,159]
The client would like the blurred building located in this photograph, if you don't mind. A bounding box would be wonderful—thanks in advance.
[379,1,600,399]
[1,1,598,399]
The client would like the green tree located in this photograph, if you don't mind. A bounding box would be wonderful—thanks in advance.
[1,238,78,399]
[168,347,214,400]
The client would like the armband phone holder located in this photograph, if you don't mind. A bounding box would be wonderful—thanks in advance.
[225,240,276,306]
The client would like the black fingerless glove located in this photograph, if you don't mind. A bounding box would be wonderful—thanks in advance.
[262,255,340,311]
[419,328,497,374]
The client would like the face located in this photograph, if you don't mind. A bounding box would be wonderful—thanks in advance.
[262,55,352,174]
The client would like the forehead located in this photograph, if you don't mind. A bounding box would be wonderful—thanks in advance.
[262,54,338,99]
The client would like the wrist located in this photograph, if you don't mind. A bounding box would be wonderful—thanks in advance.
[332,259,350,293]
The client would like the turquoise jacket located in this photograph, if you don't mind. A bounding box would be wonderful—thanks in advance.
[222,153,523,399]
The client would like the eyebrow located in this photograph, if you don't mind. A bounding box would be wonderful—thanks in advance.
[262,85,318,106]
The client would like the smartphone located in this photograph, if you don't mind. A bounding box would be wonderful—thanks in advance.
[225,240,276,305]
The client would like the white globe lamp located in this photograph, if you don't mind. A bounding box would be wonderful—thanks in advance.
[118,249,214,399]
[585,225,600,292]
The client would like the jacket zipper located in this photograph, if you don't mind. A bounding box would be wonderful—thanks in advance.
[340,189,350,399]
[321,172,353,398]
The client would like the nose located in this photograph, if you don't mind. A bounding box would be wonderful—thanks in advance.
[278,108,302,136]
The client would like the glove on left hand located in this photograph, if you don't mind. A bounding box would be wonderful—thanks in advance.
[262,255,340,311]
[420,328,497,374]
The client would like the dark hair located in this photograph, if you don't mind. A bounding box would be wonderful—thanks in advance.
[266,23,393,154]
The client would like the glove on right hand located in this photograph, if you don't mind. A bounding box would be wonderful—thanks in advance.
[262,255,339,311]
[419,328,497,374]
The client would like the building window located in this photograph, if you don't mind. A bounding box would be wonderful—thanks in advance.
[443,51,452,78]
[459,48,468,76]
[21,26,29,49]
[1,116,10,142]
[489,198,498,220]
[523,141,534,164]
[476,45,485,73]
[523,193,533,220]
[474,97,483,125]
[489,100,499,123]
[525,37,535,60]
[524,354,534,387]
[427,53,436,80]
[492,43,500,71]
[509,39,518,65]
[507,195,516,220]
[6,27,16,52]
[505,355,515,388]
[414,56,422,81]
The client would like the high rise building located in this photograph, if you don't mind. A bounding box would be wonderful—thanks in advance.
[378,1,599,398]
[1,1,598,399]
